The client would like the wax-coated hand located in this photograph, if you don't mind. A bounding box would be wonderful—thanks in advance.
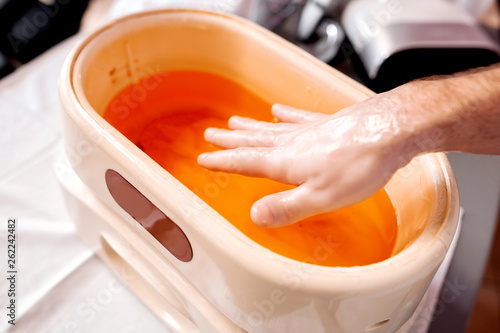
[198,64,500,227]
[198,93,414,228]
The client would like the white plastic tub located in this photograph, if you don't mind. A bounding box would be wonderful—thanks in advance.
[58,9,459,333]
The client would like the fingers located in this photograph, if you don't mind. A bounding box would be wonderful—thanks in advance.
[228,116,293,132]
[204,127,277,149]
[198,148,277,178]
[272,104,327,123]
[204,105,325,149]
[251,185,328,228]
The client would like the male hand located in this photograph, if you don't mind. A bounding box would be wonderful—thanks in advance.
[198,93,412,228]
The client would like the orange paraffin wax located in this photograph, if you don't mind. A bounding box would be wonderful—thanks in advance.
[104,70,397,267]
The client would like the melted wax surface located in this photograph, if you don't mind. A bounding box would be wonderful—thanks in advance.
[103,70,397,267]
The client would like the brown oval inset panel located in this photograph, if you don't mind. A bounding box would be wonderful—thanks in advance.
[105,169,193,262]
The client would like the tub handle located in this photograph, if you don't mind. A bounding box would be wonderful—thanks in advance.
[57,154,242,333]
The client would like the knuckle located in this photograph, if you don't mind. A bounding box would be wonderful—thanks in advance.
[280,197,297,221]
[274,133,285,145]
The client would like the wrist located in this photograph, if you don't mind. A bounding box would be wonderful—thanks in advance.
[369,85,431,170]
[389,80,453,160]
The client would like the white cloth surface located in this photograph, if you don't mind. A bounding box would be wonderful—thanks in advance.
[0,37,171,333]
[0,1,461,332]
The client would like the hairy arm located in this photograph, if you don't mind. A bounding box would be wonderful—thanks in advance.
[198,64,500,227]
[401,64,500,155]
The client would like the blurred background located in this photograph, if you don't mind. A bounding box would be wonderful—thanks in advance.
[2,0,500,90]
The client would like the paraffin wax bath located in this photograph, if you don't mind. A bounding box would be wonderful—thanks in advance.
[103,70,397,267]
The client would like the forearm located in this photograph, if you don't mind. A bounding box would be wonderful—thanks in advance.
[395,64,500,158]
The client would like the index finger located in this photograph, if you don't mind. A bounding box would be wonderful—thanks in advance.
[197,148,283,180]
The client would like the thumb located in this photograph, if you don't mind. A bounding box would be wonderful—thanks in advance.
[251,186,325,228]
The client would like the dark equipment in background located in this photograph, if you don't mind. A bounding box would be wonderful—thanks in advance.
[256,0,500,93]
[0,0,89,79]
[341,0,500,92]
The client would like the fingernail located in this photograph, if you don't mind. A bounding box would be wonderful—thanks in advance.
[251,205,275,228]
[272,104,284,112]
[204,127,217,138]
[227,117,238,128]
[197,153,209,163]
